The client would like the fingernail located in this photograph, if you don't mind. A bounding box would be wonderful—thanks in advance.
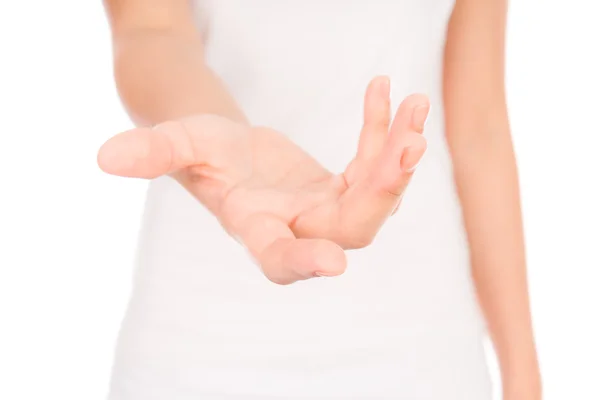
[380,77,391,98]
[400,146,424,172]
[411,104,430,133]
[314,271,335,278]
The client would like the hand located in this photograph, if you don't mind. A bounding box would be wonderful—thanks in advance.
[97,76,429,284]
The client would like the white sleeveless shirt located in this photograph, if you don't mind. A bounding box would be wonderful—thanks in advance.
[109,1,493,399]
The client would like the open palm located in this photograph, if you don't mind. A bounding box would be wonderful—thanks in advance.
[98,76,429,284]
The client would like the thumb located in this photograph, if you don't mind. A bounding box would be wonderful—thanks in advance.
[97,115,245,179]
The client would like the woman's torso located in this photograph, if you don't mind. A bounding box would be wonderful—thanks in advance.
[110,1,492,398]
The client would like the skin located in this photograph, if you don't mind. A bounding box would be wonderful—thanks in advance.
[100,0,541,398]
[444,1,541,398]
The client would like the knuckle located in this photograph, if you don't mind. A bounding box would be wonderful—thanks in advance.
[156,119,196,169]
[184,164,210,182]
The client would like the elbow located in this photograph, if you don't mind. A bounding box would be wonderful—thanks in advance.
[444,101,511,148]
[444,109,514,167]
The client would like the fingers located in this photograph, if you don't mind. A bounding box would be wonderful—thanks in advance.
[335,94,429,247]
[97,115,245,179]
[236,213,347,285]
[355,76,392,162]
[376,93,429,195]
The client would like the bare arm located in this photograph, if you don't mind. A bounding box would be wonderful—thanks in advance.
[443,0,541,398]
[100,0,431,285]
[104,0,247,126]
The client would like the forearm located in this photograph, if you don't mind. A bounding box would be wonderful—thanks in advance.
[448,119,540,387]
[111,29,247,126]
[443,0,541,396]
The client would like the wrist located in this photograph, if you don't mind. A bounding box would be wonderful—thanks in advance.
[502,360,542,400]
[503,380,542,400]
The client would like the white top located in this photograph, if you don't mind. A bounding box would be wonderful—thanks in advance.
[110,1,493,399]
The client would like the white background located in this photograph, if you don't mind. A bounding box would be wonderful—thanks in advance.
[0,1,598,399]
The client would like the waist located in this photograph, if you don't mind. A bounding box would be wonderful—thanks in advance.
[114,318,489,398]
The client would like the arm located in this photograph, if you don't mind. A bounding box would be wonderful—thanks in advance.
[100,0,430,285]
[103,0,247,126]
[443,0,541,398]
